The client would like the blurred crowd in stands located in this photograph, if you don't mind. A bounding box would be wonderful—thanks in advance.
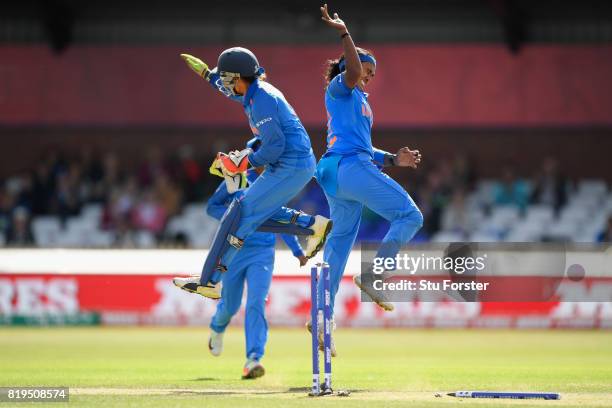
[1,145,611,247]
[0,146,215,247]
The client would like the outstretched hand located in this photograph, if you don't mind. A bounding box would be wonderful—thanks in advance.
[320,3,348,34]
[396,147,422,169]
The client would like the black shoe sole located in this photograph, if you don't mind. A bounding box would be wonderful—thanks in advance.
[176,282,199,294]
[174,280,220,299]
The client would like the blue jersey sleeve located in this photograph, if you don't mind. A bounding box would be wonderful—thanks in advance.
[372,147,393,167]
[247,96,286,167]
[206,181,232,220]
[326,73,353,99]
[281,234,304,257]
[207,68,243,103]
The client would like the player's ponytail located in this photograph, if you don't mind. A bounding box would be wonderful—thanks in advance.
[325,58,343,84]
[324,47,375,85]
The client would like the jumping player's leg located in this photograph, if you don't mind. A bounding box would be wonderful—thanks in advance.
[352,161,423,261]
[220,165,315,267]
[243,249,274,364]
[210,264,247,334]
[320,195,363,315]
[338,156,423,310]
[208,255,248,356]
[200,198,314,287]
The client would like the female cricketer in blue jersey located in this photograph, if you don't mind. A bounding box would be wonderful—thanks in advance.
[174,47,331,297]
[317,4,423,318]
[206,162,306,379]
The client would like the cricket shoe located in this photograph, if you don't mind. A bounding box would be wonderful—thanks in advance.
[172,276,221,300]
[208,330,224,356]
[241,359,265,379]
[304,215,333,259]
[305,318,337,357]
[353,274,394,311]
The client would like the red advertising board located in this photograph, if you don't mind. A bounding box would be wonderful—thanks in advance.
[1,274,610,328]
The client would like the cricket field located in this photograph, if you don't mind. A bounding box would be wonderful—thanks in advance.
[1,327,611,407]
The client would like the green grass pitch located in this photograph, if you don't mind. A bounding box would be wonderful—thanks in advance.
[1,327,611,407]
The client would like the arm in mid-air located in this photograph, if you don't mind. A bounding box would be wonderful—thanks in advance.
[180,53,242,102]
[321,4,361,89]
[373,146,422,169]
[206,181,232,220]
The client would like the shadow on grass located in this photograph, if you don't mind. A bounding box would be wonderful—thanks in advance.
[190,377,220,382]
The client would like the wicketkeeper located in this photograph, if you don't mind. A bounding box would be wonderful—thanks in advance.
[173,47,331,298]
[205,139,307,379]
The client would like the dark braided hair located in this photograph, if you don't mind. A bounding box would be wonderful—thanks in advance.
[324,47,375,85]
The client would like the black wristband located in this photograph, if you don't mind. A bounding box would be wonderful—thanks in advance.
[341,32,350,39]
[383,154,397,167]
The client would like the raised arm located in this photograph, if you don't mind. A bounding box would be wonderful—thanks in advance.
[180,54,242,102]
[320,4,361,89]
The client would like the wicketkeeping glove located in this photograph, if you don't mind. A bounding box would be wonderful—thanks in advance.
[180,53,211,80]
[209,157,248,193]
[217,149,251,176]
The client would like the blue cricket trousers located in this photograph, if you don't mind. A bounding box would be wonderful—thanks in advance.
[210,245,274,361]
[317,153,423,314]
[221,160,315,267]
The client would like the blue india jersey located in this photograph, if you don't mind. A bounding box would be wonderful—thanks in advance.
[208,72,314,169]
[324,72,374,157]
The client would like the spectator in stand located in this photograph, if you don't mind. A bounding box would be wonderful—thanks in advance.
[598,215,612,242]
[5,206,34,246]
[530,157,567,213]
[31,162,53,215]
[420,168,451,237]
[451,154,476,190]
[138,147,167,188]
[53,171,81,221]
[99,152,122,199]
[0,187,14,239]
[102,177,137,229]
[155,173,182,216]
[441,188,472,238]
[177,144,203,202]
[7,173,34,211]
[493,167,529,211]
[131,189,167,236]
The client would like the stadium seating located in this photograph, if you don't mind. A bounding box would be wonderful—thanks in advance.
[433,179,611,244]
[26,178,610,248]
